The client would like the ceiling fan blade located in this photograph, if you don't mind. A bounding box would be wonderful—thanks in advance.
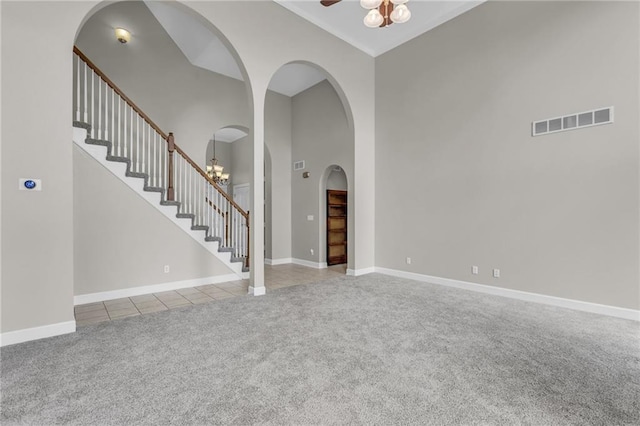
[320,0,341,6]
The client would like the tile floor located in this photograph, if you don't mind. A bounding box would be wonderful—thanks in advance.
[75,263,347,327]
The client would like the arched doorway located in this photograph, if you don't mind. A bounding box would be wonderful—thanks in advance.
[205,126,272,261]
[72,1,256,297]
[265,61,355,271]
[321,165,348,273]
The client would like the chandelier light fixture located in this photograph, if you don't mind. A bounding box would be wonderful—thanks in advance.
[206,135,230,185]
[361,0,411,28]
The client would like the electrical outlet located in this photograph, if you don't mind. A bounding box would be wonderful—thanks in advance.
[406,257,411,264]
[493,268,500,278]
[472,265,479,275]
[164,265,170,274]
[310,249,314,255]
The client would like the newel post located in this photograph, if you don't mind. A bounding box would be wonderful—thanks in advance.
[167,132,175,201]
[246,211,250,269]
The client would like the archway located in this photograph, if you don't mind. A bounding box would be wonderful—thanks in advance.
[320,165,349,273]
[265,61,355,271]
[72,1,256,299]
[205,125,272,260]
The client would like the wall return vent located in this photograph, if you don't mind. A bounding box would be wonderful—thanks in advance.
[293,160,305,171]
[532,106,613,137]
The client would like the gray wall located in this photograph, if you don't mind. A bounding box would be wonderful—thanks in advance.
[231,136,252,188]
[291,80,353,265]
[375,1,640,309]
[74,145,233,296]
[0,1,86,332]
[265,91,293,262]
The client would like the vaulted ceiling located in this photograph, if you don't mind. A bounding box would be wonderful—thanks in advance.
[146,1,483,97]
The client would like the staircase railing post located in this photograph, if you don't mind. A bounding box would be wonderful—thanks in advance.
[167,132,175,201]
[246,211,250,269]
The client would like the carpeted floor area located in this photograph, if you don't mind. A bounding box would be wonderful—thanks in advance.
[2,273,639,425]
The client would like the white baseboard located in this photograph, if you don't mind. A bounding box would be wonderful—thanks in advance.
[374,267,640,321]
[74,274,239,305]
[0,321,76,347]
[292,258,327,269]
[347,267,375,277]
[249,286,266,296]
[265,258,293,266]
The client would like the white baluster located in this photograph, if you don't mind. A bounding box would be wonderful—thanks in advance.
[117,97,121,157]
[74,55,79,121]
[83,61,88,123]
[187,164,191,215]
[90,70,94,135]
[180,157,185,210]
[161,138,165,190]
[141,118,145,174]
[150,132,155,187]
[208,185,212,238]
[110,88,114,143]
[97,77,102,140]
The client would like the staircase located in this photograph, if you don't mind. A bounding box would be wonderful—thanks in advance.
[72,47,250,277]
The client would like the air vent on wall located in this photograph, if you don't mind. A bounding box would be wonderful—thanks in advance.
[293,160,305,171]
[532,106,613,137]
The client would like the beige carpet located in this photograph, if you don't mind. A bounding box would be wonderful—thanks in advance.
[2,273,639,425]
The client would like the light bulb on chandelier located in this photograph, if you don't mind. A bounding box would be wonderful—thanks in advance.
[361,0,411,28]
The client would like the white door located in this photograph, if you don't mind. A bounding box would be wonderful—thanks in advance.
[233,183,250,212]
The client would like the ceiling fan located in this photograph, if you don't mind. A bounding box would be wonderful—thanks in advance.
[320,0,411,28]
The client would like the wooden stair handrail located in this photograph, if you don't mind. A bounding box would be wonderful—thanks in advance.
[73,46,168,141]
[74,46,249,221]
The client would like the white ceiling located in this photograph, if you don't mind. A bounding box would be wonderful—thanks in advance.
[214,128,248,144]
[143,0,483,96]
[275,0,484,57]
[268,64,327,97]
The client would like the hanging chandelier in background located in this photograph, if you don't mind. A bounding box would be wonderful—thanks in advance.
[206,135,230,185]
[361,0,411,28]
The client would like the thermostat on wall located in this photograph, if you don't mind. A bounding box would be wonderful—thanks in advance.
[19,178,42,191]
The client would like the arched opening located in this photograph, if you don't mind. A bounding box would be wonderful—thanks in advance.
[205,125,272,260]
[72,0,256,303]
[205,126,249,196]
[321,165,348,273]
[265,60,355,272]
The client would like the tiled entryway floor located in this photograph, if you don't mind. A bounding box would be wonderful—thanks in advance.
[75,263,347,327]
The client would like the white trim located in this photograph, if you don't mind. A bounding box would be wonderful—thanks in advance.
[292,258,327,269]
[73,128,243,279]
[265,258,293,266]
[249,286,266,296]
[374,267,640,321]
[346,267,375,277]
[0,321,76,347]
[74,274,239,305]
